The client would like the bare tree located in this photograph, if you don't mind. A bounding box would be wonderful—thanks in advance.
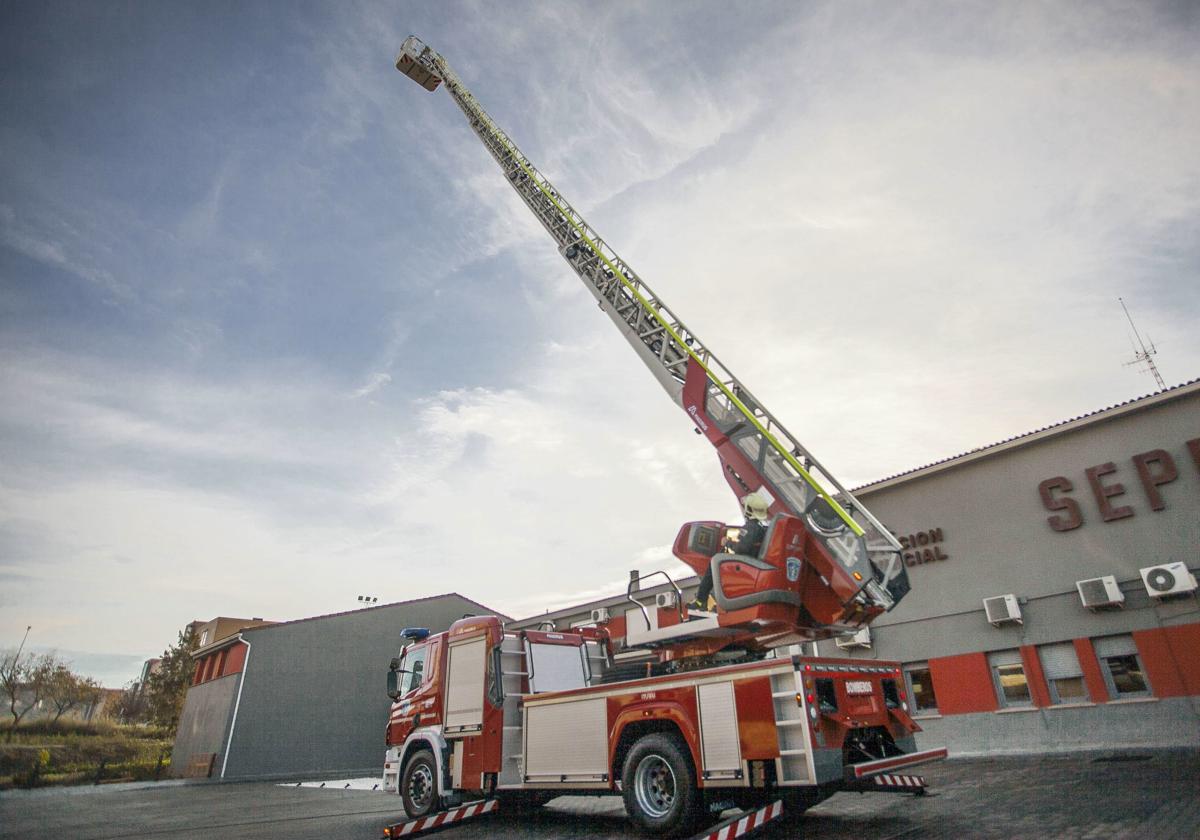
[44,664,103,723]
[1,650,55,735]
[110,680,149,724]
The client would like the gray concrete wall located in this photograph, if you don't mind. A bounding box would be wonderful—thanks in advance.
[173,673,240,773]
[809,389,1200,753]
[911,697,1200,756]
[221,594,489,781]
[849,389,1199,656]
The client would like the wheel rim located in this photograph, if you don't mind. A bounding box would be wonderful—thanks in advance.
[407,763,434,811]
[633,754,676,819]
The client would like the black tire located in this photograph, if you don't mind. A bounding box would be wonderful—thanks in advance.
[621,733,702,837]
[400,749,439,819]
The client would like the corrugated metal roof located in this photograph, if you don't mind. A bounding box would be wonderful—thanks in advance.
[854,378,1200,492]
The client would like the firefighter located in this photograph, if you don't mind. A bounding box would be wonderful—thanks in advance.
[689,494,771,613]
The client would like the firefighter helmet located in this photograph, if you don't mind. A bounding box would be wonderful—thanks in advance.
[741,493,770,522]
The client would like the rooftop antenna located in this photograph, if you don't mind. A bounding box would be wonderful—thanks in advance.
[1118,297,1166,391]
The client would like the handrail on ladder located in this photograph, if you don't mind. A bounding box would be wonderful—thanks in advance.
[627,570,685,628]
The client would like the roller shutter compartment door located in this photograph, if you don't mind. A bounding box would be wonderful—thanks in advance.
[445,638,487,734]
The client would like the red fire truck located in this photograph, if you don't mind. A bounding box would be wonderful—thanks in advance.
[382,612,944,836]
[386,36,948,836]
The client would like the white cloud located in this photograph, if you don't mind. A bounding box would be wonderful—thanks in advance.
[2,1,1198,662]
[0,205,135,303]
[352,371,392,399]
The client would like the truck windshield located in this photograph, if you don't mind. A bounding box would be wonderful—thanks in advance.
[400,645,428,695]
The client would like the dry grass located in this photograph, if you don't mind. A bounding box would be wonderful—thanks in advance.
[0,720,173,788]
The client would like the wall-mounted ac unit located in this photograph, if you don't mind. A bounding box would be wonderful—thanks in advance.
[1076,576,1125,610]
[590,607,610,623]
[983,594,1022,626]
[835,627,872,650]
[1139,563,1198,598]
[655,591,678,609]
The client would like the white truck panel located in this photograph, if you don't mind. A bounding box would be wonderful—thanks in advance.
[524,696,608,782]
[445,637,486,734]
[698,681,741,777]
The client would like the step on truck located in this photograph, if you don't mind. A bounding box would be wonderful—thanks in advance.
[383,617,946,836]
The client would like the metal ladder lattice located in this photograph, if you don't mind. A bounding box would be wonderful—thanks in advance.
[498,635,525,787]
[397,36,907,613]
[770,670,810,784]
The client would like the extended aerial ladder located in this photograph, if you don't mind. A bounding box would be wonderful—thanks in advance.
[396,37,909,650]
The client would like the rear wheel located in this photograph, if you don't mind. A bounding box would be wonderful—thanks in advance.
[621,733,701,837]
[400,749,439,819]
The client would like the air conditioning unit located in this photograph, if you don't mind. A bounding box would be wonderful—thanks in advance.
[1139,563,1198,598]
[590,607,610,623]
[983,594,1022,626]
[1076,576,1125,610]
[655,591,678,609]
[835,627,872,650]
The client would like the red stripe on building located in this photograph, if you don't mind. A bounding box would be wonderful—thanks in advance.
[1019,644,1052,708]
[1134,623,1200,697]
[223,642,247,676]
[928,652,996,714]
[1073,637,1110,703]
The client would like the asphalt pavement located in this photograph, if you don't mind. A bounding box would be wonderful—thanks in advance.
[1,749,1196,840]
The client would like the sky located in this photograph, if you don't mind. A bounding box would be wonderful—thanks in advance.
[1,1,1198,687]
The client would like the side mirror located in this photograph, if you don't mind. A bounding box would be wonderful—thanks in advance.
[387,657,403,701]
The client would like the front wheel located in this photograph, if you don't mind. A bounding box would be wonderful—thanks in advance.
[621,733,701,837]
[400,749,439,819]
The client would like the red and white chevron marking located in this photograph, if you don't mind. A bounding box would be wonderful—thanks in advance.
[692,799,784,840]
[382,798,498,837]
[872,773,926,789]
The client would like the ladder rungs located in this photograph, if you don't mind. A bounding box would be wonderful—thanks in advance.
[772,690,798,699]
[779,749,809,756]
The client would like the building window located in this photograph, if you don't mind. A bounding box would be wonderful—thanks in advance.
[987,650,1031,707]
[904,663,938,713]
[199,629,209,646]
[1093,635,1150,698]
[1038,642,1087,704]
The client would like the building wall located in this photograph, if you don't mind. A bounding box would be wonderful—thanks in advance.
[810,386,1200,754]
[173,674,241,774]
[849,391,1198,630]
[214,594,492,781]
